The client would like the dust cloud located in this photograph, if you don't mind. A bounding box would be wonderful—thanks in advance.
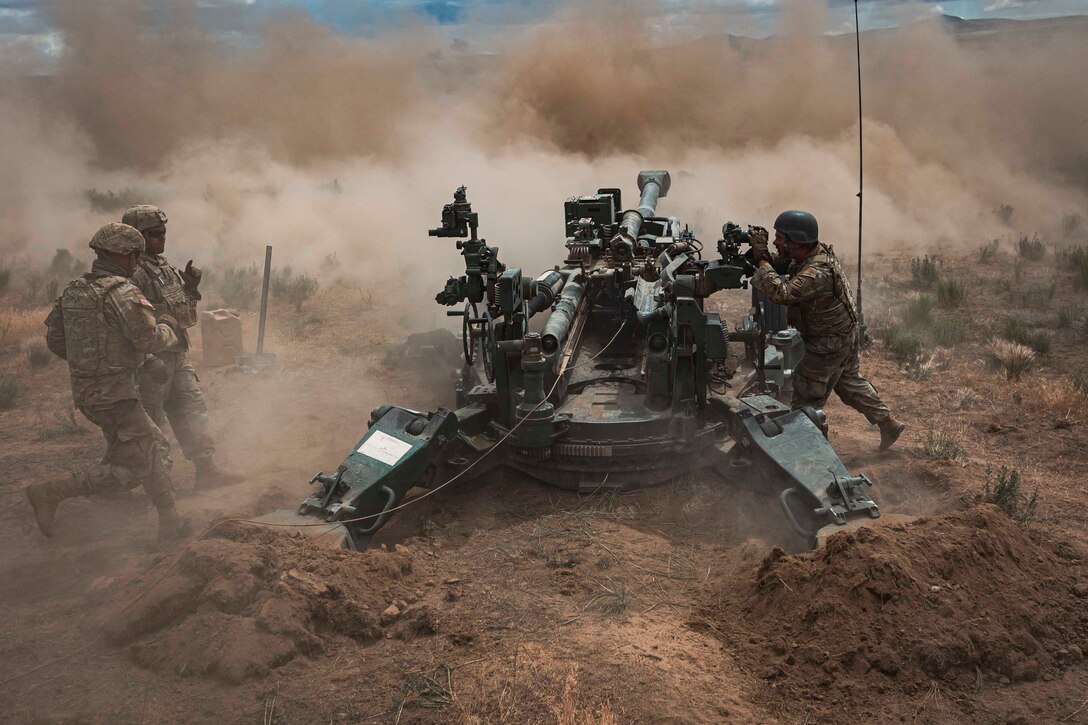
[1,0,1086,293]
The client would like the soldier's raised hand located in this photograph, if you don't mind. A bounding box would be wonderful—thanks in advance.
[180,260,202,293]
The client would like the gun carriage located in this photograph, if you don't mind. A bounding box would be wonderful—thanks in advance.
[295,171,880,549]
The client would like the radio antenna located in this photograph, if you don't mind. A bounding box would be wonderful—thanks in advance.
[853,0,869,347]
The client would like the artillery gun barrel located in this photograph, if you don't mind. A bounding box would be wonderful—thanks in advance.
[610,171,671,261]
[540,279,584,354]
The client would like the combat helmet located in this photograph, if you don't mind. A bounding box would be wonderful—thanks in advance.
[773,210,819,245]
[121,205,168,232]
[89,222,145,254]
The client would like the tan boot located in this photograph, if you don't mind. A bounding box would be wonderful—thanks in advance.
[194,456,244,489]
[25,474,87,537]
[156,502,193,544]
[879,416,907,451]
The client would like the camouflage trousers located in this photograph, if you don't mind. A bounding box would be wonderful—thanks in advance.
[76,399,175,507]
[138,351,215,462]
[792,335,891,425]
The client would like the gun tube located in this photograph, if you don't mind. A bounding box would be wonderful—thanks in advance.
[540,279,584,354]
[609,171,670,261]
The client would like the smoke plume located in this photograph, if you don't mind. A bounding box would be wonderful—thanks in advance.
[1,0,1086,288]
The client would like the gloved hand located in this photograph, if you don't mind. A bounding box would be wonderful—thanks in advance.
[750,242,773,266]
[144,356,170,384]
[748,226,769,246]
[158,314,181,336]
[179,260,202,297]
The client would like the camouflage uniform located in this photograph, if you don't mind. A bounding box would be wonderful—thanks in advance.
[130,251,215,462]
[31,223,187,539]
[752,243,892,425]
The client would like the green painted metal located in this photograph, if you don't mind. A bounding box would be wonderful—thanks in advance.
[297,172,881,550]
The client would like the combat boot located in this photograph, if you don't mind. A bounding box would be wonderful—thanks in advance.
[193,456,244,489]
[25,474,87,537]
[879,416,907,451]
[156,502,193,543]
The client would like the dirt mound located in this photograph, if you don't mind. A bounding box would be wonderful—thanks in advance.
[100,523,430,683]
[701,506,1088,715]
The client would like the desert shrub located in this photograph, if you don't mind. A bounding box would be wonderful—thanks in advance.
[1072,249,1088,291]
[989,339,1035,380]
[1002,319,1051,354]
[0,375,20,410]
[950,387,983,410]
[903,294,934,326]
[918,428,964,461]
[322,252,340,271]
[1074,372,1088,397]
[272,267,319,312]
[25,272,42,304]
[994,204,1014,225]
[884,326,928,365]
[289,310,327,338]
[937,279,967,308]
[910,256,940,288]
[1011,280,1057,310]
[1056,309,1077,329]
[932,317,966,347]
[0,266,9,294]
[1016,233,1046,261]
[217,265,260,310]
[25,338,51,367]
[83,187,143,212]
[982,466,1038,521]
[906,357,937,381]
[977,239,1000,264]
[49,249,82,275]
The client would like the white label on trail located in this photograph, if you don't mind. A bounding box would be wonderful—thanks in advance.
[357,431,414,466]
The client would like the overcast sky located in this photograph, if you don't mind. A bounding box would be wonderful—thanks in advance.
[0,0,1085,49]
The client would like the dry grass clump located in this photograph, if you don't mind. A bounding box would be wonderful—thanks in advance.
[978,239,1000,264]
[904,294,934,326]
[1016,233,1047,261]
[949,387,984,410]
[1002,319,1051,354]
[0,375,20,410]
[937,279,967,308]
[551,670,618,725]
[25,337,51,368]
[1039,376,1088,420]
[0,309,45,349]
[989,339,1035,380]
[918,427,965,461]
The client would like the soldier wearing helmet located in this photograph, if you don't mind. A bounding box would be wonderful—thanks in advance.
[30,223,190,542]
[750,210,905,450]
[121,205,242,489]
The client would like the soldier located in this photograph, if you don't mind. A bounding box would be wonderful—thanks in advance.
[750,210,906,450]
[29,222,190,540]
[121,205,242,488]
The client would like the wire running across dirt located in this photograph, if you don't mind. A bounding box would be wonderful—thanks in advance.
[0,321,627,687]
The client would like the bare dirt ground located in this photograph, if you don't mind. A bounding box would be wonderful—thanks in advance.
[1,242,1087,724]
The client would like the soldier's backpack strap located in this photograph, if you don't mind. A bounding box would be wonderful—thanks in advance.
[825,245,859,325]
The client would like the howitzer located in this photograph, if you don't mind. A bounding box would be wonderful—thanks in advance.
[292,171,879,549]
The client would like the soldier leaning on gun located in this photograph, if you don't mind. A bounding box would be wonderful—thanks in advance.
[28,223,190,541]
[121,205,242,489]
[749,210,906,450]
